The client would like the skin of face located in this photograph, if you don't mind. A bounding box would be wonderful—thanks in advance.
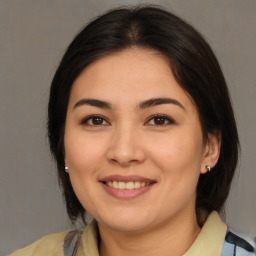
[64,48,220,239]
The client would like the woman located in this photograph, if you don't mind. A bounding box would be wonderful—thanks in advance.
[10,5,255,256]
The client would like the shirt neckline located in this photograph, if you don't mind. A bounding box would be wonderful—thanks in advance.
[80,211,227,256]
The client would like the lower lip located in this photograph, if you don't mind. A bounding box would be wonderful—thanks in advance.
[100,182,155,199]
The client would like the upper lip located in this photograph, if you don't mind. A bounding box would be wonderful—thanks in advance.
[99,175,156,183]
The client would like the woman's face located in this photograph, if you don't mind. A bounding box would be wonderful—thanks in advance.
[64,48,219,232]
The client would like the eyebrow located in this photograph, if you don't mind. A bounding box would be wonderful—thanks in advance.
[73,97,185,111]
[73,99,113,110]
[138,97,185,111]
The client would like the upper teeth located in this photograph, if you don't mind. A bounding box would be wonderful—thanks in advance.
[106,181,150,190]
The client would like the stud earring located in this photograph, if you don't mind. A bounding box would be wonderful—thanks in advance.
[65,166,69,172]
[206,165,211,172]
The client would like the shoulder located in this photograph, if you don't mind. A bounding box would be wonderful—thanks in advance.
[222,228,256,256]
[9,231,69,256]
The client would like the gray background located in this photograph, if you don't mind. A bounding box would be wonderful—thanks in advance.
[1,0,255,255]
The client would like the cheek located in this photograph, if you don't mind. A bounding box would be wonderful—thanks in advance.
[64,130,105,173]
[64,132,106,213]
[147,130,203,198]
[150,132,203,172]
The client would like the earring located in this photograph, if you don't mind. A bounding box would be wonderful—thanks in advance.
[206,165,211,172]
[65,166,69,172]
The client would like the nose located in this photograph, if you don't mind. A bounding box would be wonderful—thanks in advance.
[106,125,146,167]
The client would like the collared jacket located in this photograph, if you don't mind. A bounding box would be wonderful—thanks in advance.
[10,212,255,256]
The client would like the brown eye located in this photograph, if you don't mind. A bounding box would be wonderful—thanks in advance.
[154,116,166,125]
[147,115,174,126]
[91,116,104,125]
[81,115,109,126]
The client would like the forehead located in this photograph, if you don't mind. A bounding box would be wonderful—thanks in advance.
[69,48,195,111]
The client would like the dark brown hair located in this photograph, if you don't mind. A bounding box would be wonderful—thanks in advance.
[48,5,239,223]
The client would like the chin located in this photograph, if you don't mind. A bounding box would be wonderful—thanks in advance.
[106,219,151,232]
[97,209,155,232]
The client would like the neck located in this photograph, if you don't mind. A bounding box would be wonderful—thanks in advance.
[98,210,200,256]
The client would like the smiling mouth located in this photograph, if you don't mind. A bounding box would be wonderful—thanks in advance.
[99,175,156,198]
[103,181,152,190]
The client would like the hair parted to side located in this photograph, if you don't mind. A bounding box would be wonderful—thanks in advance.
[48,5,239,224]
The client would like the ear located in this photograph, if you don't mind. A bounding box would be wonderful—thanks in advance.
[200,131,221,174]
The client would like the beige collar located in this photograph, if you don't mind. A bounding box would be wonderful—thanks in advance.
[184,211,227,256]
[80,211,227,256]
[80,220,99,256]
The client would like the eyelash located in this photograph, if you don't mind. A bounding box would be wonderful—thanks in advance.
[80,115,110,126]
[145,114,175,126]
[80,114,175,127]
